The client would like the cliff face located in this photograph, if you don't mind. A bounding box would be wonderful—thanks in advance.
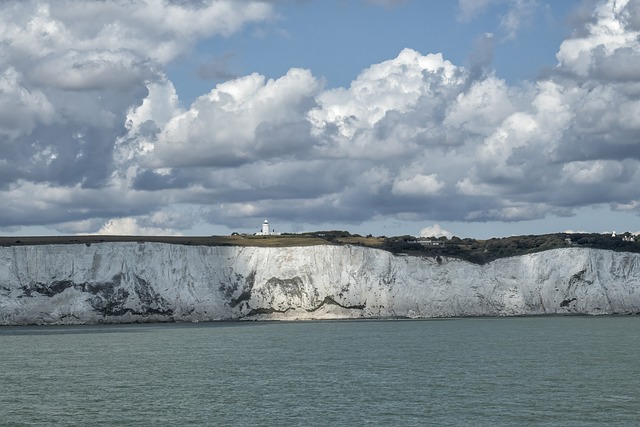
[1,243,639,325]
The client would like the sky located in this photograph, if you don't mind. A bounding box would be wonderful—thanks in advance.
[0,0,639,239]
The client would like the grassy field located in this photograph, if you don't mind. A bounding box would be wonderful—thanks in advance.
[0,234,334,248]
[332,236,385,247]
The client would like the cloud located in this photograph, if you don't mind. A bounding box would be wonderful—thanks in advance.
[28,50,154,91]
[458,0,500,22]
[0,1,274,65]
[458,0,539,39]
[144,68,321,168]
[468,33,496,79]
[562,160,627,185]
[95,217,184,236]
[308,48,466,158]
[2,0,640,236]
[420,224,453,239]
[0,0,274,230]
[499,0,538,39]
[392,174,445,196]
[0,68,56,140]
[0,0,276,190]
[556,0,640,79]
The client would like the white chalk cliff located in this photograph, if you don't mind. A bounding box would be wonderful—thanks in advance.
[1,242,639,325]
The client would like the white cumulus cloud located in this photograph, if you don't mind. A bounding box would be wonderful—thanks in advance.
[146,68,321,168]
[420,224,453,238]
[392,174,445,196]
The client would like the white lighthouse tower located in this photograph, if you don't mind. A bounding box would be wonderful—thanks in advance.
[262,219,270,236]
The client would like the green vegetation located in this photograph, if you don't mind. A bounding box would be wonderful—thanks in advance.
[0,231,638,265]
[378,232,640,264]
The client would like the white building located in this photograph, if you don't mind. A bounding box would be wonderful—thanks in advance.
[256,219,279,236]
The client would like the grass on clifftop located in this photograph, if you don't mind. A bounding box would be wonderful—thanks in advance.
[0,230,638,265]
[0,234,329,248]
[0,231,385,249]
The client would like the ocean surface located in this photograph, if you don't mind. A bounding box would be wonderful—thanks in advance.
[1,316,639,426]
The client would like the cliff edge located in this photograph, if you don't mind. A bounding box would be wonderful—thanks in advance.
[1,242,639,325]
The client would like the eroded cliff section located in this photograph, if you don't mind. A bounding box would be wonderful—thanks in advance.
[1,243,639,325]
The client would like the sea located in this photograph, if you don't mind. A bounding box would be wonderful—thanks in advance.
[1,316,639,426]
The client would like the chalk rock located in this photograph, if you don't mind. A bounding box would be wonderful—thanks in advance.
[0,243,639,325]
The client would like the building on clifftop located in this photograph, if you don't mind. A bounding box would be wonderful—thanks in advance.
[256,219,279,236]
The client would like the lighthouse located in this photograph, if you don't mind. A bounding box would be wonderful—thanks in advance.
[262,219,270,236]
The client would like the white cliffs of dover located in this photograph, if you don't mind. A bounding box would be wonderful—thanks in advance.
[1,242,639,325]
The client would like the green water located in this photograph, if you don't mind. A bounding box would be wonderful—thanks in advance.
[1,317,639,426]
